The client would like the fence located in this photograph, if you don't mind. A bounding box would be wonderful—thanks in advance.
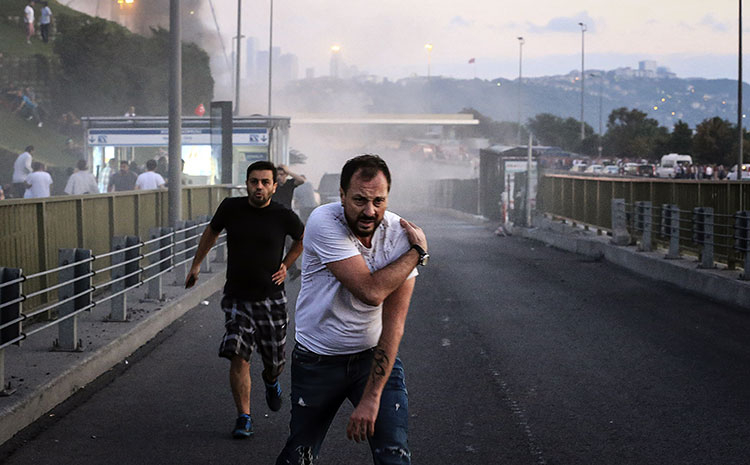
[0,185,231,311]
[539,174,750,269]
[0,218,227,394]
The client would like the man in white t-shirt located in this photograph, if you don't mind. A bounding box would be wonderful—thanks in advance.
[24,161,53,198]
[135,159,166,190]
[24,2,34,44]
[12,146,34,198]
[64,159,99,195]
[277,155,429,465]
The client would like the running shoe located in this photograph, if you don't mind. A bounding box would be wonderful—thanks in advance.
[232,414,253,439]
[265,380,282,412]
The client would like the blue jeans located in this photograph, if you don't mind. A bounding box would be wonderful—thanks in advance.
[276,343,410,465]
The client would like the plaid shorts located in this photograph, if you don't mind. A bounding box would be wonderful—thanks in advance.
[219,292,288,381]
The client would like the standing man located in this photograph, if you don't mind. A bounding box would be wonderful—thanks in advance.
[11,145,33,198]
[134,159,166,190]
[24,161,53,198]
[39,2,51,43]
[276,155,429,465]
[98,158,117,193]
[108,160,137,192]
[64,159,99,195]
[23,2,34,45]
[272,164,306,210]
[186,161,304,439]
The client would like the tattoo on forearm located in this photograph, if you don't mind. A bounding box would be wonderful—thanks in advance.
[371,348,389,382]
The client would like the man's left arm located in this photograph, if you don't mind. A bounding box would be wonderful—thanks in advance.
[346,276,415,442]
[272,232,304,285]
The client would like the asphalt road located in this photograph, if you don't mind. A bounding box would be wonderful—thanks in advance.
[2,208,750,464]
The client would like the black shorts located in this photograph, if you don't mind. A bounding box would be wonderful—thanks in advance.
[219,293,288,380]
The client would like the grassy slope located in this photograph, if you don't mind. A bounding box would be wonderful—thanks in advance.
[0,0,84,172]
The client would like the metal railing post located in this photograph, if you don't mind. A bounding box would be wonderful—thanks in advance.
[735,211,750,280]
[146,228,166,301]
[55,248,90,351]
[109,237,128,322]
[0,267,22,396]
[636,201,652,252]
[610,198,630,245]
[693,207,715,269]
[661,204,681,259]
[172,221,187,286]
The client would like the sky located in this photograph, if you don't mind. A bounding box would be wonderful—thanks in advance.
[202,0,745,81]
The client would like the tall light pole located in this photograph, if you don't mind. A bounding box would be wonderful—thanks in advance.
[578,22,587,141]
[168,0,182,226]
[425,43,433,79]
[234,0,241,116]
[738,0,744,185]
[590,73,603,158]
[330,44,341,78]
[517,36,524,146]
[267,0,274,116]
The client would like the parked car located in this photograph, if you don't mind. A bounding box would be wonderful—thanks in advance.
[584,164,604,174]
[655,153,692,178]
[603,165,620,175]
[635,164,655,177]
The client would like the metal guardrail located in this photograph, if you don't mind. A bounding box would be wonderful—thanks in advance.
[0,219,226,395]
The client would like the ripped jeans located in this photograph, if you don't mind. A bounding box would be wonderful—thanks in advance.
[276,343,410,465]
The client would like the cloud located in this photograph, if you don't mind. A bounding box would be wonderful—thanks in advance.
[527,12,596,34]
[699,14,729,32]
[449,16,473,28]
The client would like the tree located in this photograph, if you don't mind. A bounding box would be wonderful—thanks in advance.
[692,117,736,165]
[526,113,594,154]
[603,107,668,160]
[458,108,527,145]
[53,19,213,117]
[666,120,693,154]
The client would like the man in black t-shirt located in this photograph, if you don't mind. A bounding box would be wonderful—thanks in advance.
[186,161,304,439]
[271,164,306,209]
[108,161,137,192]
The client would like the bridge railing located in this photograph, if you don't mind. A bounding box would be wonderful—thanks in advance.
[0,218,227,395]
[538,174,750,270]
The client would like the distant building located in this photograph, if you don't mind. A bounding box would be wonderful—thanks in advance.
[278,53,299,82]
[245,37,257,80]
[305,67,315,79]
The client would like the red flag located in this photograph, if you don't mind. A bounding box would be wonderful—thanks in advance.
[468,58,475,64]
[194,103,205,116]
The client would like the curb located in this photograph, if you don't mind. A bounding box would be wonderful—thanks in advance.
[0,270,226,446]
[515,220,750,312]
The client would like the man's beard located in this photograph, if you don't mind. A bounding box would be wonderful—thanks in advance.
[346,212,381,238]
[249,191,270,207]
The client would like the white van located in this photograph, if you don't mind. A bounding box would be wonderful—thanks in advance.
[655,154,692,178]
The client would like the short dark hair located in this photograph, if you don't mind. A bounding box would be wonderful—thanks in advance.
[32,161,43,171]
[146,159,157,171]
[120,160,129,167]
[340,154,391,193]
[76,159,87,171]
[246,161,277,181]
[25,145,34,152]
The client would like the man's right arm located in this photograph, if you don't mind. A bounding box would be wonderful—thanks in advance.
[325,218,426,306]
[185,225,221,288]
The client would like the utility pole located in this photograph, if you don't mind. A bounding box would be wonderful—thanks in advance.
[517,37,524,146]
[268,0,274,116]
[168,0,182,226]
[739,0,744,187]
[234,0,241,115]
[579,22,587,141]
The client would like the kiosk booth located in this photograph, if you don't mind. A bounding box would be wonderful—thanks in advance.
[81,113,290,186]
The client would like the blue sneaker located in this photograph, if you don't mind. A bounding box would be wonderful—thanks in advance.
[232,414,253,439]
[265,380,282,412]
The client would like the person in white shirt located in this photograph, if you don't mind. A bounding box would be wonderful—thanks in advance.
[24,162,53,198]
[276,155,429,464]
[64,160,99,195]
[24,2,34,44]
[135,159,166,190]
[12,146,34,198]
[40,2,52,43]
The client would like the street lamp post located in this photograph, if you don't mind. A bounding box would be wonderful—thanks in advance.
[234,0,241,115]
[425,43,433,79]
[738,0,744,185]
[267,0,274,116]
[578,22,587,141]
[517,36,524,146]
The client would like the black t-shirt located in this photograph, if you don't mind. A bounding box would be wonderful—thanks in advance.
[272,179,297,209]
[109,171,137,191]
[210,197,304,300]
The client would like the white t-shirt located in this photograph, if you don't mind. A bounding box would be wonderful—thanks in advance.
[24,171,53,198]
[294,202,417,355]
[12,151,32,183]
[40,6,51,25]
[135,171,165,190]
[64,170,99,195]
[24,5,34,23]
